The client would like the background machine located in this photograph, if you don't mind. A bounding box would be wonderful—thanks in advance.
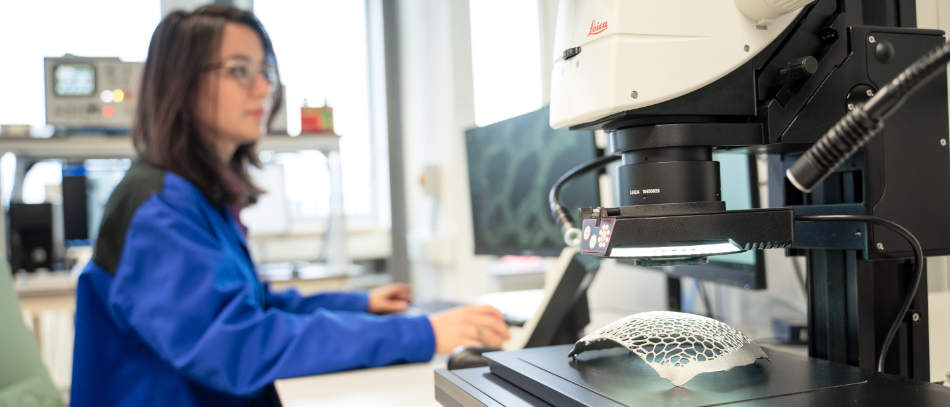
[44,56,143,133]
[437,0,950,405]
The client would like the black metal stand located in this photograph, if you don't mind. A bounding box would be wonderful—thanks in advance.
[667,277,682,312]
[786,152,935,380]
[805,248,930,379]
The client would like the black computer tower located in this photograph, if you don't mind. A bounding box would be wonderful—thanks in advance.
[8,203,53,273]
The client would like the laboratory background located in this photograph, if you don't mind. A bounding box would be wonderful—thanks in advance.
[1,0,949,406]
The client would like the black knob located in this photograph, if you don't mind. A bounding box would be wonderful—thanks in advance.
[875,41,895,64]
[779,56,818,82]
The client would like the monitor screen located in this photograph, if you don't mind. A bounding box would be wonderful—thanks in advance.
[465,106,600,257]
[635,151,766,289]
[708,151,757,266]
[62,166,89,242]
[62,159,130,245]
[53,64,96,96]
[85,159,129,242]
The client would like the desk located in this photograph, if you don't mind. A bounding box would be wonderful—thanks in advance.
[271,306,653,406]
[276,356,448,406]
[274,321,532,406]
[14,272,78,315]
[13,271,367,315]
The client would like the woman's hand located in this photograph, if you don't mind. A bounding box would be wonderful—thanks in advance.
[429,305,511,354]
[367,283,413,314]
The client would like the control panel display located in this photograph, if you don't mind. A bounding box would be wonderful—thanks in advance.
[45,56,143,130]
[53,64,96,96]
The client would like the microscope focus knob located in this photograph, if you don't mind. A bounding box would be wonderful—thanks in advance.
[779,56,818,82]
[735,0,815,24]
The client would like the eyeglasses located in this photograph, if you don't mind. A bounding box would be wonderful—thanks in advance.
[206,57,279,93]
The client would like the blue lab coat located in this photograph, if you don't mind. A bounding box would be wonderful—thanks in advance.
[70,161,435,406]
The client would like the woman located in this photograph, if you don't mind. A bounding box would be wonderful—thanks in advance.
[70,6,508,406]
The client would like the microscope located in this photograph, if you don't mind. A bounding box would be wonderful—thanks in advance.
[547,0,950,379]
[437,0,950,405]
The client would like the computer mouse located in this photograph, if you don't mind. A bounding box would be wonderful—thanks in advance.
[446,346,501,370]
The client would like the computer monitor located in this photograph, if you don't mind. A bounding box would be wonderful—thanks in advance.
[8,203,53,273]
[633,151,766,289]
[61,159,130,245]
[62,165,89,242]
[465,106,600,257]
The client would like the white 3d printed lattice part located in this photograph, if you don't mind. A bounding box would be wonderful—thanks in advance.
[569,311,769,386]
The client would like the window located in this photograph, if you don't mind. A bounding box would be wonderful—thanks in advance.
[240,151,333,235]
[469,0,544,126]
[0,2,385,228]
[0,1,160,208]
[254,1,380,225]
[20,160,63,204]
[0,1,160,129]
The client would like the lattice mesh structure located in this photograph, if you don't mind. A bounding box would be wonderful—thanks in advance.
[569,311,768,386]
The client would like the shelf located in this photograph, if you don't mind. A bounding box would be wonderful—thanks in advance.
[258,133,340,153]
[0,132,339,160]
[0,136,134,159]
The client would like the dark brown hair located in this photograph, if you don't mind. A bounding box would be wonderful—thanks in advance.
[132,5,282,207]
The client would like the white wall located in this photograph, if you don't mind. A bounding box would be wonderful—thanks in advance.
[395,0,488,301]
[928,256,950,383]
[160,0,252,15]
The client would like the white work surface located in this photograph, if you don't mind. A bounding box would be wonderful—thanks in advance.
[273,310,625,406]
[276,356,448,407]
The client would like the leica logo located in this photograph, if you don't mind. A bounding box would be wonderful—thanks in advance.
[588,19,608,36]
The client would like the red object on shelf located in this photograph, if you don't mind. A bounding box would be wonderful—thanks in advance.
[301,105,334,133]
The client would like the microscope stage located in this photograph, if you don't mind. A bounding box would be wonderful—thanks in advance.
[486,345,867,406]
[436,344,950,406]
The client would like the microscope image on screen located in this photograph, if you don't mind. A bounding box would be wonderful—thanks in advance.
[465,106,599,257]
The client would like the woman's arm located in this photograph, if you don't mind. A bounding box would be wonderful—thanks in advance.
[109,197,434,396]
[264,288,368,314]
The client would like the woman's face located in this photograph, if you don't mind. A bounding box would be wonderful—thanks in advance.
[196,23,275,158]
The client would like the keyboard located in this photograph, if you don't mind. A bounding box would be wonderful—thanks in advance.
[406,299,527,327]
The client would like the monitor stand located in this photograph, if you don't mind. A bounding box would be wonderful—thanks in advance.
[507,247,600,350]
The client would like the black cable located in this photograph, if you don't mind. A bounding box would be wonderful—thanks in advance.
[794,214,924,373]
[787,40,950,192]
[548,154,621,243]
[696,280,714,319]
[790,257,808,298]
